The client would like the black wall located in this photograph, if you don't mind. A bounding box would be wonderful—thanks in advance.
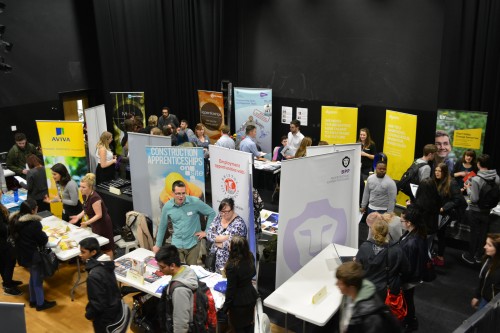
[0,0,101,151]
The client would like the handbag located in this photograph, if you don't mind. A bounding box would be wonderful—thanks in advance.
[384,246,407,321]
[120,215,138,242]
[38,247,59,278]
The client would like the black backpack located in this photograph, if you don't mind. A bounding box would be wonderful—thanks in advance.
[477,176,500,210]
[396,161,428,197]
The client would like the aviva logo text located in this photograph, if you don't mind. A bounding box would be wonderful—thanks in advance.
[52,128,71,142]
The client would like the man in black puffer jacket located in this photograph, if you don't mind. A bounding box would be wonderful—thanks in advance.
[80,237,129,333]
[336,261,402,333]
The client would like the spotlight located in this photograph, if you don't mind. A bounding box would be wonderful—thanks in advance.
[0,25,4,35]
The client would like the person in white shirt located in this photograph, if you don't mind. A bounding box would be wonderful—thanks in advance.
[286,119,304,158]
[215,125,235,149]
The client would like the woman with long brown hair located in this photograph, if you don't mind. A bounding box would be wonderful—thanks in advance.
[222,236,258,333]
[358,128,377,179]
[471,234,500,310]
[294,136,312,158]
[433,162,465,266]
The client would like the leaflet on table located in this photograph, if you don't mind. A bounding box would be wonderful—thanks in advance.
[190,265,213,279]
[115,257,164,285]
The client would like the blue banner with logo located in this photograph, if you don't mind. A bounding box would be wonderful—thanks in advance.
[234,88,273,154]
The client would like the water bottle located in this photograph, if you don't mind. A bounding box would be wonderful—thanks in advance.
[13,189,19,202]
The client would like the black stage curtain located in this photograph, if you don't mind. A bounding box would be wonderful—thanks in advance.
[92,0,224,125]
[438,0,500,168]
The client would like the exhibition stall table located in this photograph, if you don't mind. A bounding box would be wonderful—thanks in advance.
[253,160,281,197]
[1,189,27,212]
[260,209,279,236]
[264,243,358,332]
[41,215,110,300]
[114,248,226,309]
[96,187,133,234]
[4,168,14,177]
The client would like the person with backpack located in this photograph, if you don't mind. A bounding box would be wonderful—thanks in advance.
[462,154,500,264]
[80,237,129,333]
[222,236,258,333]
[397,144,437,201]
[336,261,403,333]
[155,245,200,333]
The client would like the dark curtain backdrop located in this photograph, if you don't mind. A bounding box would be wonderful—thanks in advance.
[439,0,500,169]
[92,0,223,126]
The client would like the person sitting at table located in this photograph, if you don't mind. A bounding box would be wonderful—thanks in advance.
[239,125,267,161]
[294,136,312,158]
[155,244,199,333]
[222,236,258,333]
[206,198,247,273]
[0,202,23,296]
[11,199,57,311]
[44,163,82,225]
[6,132,43,178]
[70,173,115,259]
[95,131,117,184]
[153,180,216,265]
[79,237,129,333]
[24,154,49,212]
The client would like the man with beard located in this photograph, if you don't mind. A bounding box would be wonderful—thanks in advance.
[360,161,397,214]
[6,133,43,178]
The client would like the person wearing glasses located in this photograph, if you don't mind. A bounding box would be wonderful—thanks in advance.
[206,198,247,273]
[153,180,216,265]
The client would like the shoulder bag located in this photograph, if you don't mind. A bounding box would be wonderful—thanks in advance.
[385,246,407,321]
[38,247,59,278]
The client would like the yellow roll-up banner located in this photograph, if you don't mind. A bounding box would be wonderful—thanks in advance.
[36,121,87,217]
[320,106,358,144]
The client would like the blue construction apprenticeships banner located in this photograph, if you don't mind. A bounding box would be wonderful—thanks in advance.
[234,88,273,154]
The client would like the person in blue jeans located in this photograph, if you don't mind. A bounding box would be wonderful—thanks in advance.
[12,199,56,311]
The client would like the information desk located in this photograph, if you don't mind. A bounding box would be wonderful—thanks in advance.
[96,187,134,233]
[41,215,110,300]
[114,248,226,309]
[264,243,358,331]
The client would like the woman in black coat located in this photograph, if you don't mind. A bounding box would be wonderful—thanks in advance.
[399,206,428,332]
[434,162,466,266]
[222,236,258,333]
[0,202,23,295]
[12,199,56,311]
[412,178,441,255]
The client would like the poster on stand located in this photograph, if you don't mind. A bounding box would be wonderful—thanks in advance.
[198,90,224,143]
[436,110,488,170]
[36,121,87,218]
[383,110,417,205]
[296,107,308,126]
[320,106,358,144]
[209,145,255,254]
[277,150,357,287]
[234,88,273,154]
[145,146,205,227]
[110,92,146,156]
[281,106,292,124]
[84,105,107,174]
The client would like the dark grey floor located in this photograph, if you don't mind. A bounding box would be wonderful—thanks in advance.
[255,188,481,333]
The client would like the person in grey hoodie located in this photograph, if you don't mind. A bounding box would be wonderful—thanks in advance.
[462,154,500,264]
[80,237,128,333]
[156,245,199,333]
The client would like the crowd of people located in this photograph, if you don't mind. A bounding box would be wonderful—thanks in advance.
[1,108,500,333]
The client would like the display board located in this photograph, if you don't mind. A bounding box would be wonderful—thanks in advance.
[84,104,107,174]
[110,92,146,155]
[128,133,171,226]
[198,90,224,143]
[277,149,358,287]
[36,120,87,217]
[320,106,358,144]
[209,145,255,254]
[234,88,273,154]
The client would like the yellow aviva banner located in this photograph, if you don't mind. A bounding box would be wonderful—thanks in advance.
[320,106,358,144]
[36,121,87,217]
[198,90,224,143]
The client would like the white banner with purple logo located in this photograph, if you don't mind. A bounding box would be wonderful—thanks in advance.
[209,145,256,254]
[234,88,273,154]
[276,150,357,287]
